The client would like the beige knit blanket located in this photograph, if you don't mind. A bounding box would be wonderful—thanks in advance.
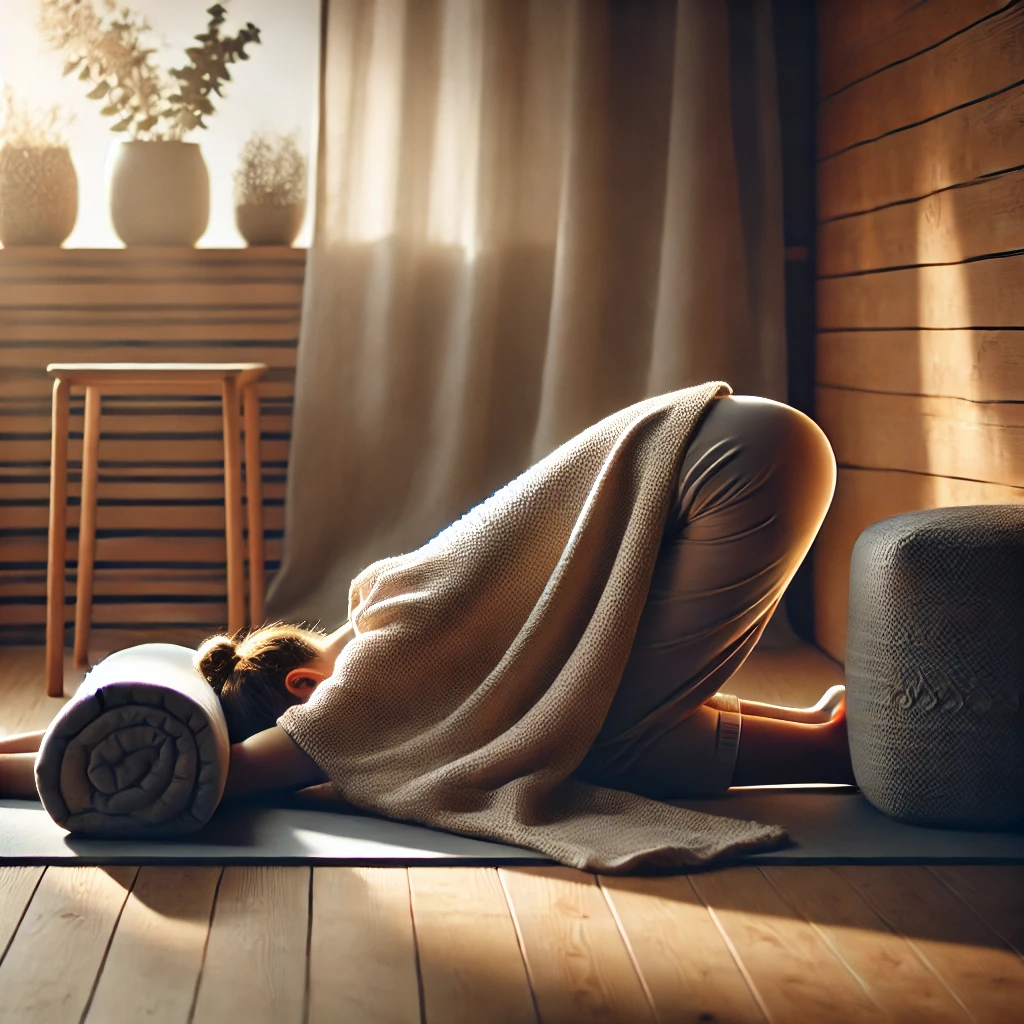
[279,382,786,871]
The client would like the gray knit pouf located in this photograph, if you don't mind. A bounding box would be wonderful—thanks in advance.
[845,505,1024,830]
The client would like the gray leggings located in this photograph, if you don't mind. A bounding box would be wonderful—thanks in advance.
[576,394,836,798]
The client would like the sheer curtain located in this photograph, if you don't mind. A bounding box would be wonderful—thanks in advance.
[267,0,786,625]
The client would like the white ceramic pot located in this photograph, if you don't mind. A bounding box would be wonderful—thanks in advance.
[0,146,78,246]
[235,202,306,246]
[108,140,209,246]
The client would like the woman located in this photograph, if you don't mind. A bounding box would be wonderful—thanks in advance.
[0,387,849,868]
[210,390,850,802]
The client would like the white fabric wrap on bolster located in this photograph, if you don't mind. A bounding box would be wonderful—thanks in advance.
[35,644,230,837]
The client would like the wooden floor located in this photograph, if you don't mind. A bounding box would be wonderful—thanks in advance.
[1,644,1022,1023]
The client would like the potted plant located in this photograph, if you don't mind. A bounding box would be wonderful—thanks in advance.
[39,0,261,246]
[0,86,78,246]
[234,131,307,246]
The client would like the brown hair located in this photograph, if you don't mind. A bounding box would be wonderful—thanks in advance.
[195,623,325,742]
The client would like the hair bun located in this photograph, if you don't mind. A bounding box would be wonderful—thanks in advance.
[196,635,240,693]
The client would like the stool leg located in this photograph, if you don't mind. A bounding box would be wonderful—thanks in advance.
[73,387,101,669]
[222,378,246,635]
[242,382,266,627]
[45,378,70,697]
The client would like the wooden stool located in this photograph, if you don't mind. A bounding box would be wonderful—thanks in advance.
[45,362,268,696]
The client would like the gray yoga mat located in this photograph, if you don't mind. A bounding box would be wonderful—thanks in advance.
[1,788,1022,866]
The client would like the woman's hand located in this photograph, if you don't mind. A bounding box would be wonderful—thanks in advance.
[223,725,327,799]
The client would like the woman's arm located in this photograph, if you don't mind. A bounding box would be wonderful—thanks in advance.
[0,730,45,755]
[0,753,38,799]
[1,728,327,801]
[322,621,355,666]
[223,725,327,799]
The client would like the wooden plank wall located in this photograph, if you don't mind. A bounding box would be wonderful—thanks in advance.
[0,248,305,646]
[814,0,1024,661]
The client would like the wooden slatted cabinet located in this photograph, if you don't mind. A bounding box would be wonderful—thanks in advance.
[0,247,305,650]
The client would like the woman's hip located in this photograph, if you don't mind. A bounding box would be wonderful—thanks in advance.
[582,394,835,788]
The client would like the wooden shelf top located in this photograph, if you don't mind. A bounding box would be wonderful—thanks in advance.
[47,362,268,388]
[0,246,306,259]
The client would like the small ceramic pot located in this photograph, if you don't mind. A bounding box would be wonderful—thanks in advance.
[0,146,78,246]
[108,140,210,246]
[235,202,306,246]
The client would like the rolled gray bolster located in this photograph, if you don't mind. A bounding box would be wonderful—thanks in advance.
[35,644,230,837]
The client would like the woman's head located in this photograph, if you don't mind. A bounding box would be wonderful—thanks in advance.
[195,623,333,742]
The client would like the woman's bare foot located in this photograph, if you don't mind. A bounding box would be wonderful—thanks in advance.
[738,684,846,725]
[808,684,847,723]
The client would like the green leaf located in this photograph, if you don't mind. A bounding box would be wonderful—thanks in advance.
[78,64,93,81]
[62,58,82,77]
[111,117,133,132]
[100,104,121,116]
[86,81,110,100]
